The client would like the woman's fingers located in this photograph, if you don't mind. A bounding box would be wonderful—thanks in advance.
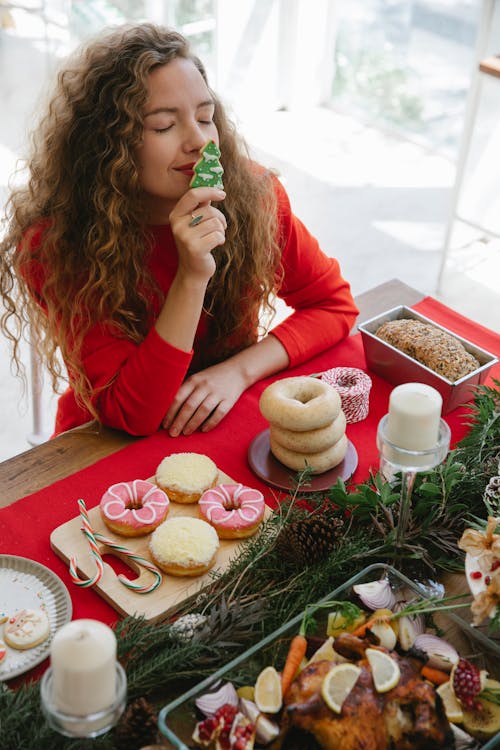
[169,186,225,222]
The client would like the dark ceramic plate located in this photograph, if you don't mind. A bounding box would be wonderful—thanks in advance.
[247,429,358,492]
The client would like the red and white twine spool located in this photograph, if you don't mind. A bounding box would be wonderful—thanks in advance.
[320,367,372,423]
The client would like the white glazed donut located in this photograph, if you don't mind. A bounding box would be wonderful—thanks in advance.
[100,479,170,537]
[270,411,347,454]
[270,434,348,474]
[198,484,265,539]
[260,376,341,431]
[321,367,372,423]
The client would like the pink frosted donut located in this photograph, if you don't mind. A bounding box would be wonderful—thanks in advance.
[100,480,170,537]
[321,367,372,423]
[198,484,265,539]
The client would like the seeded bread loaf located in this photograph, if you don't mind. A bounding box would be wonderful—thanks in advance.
[375,319,480,382]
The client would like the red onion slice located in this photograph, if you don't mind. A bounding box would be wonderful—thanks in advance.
[413,634,459,672]
[195,681,239,716]
[353,578,396,610]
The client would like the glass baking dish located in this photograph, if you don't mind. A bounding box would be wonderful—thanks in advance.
[158,563,500,749]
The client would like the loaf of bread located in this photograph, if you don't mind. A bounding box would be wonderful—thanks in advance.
[375,319,480,382]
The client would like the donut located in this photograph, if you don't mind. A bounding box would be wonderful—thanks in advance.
[4,608,50,651]
[270,434,348,474]
[270,411,347,454]
[259,376,341,431]
[156,453,218,504]
[320,367,372,423]
[198,484,265,539]
[100,479,170,537]
[149,517,219,576]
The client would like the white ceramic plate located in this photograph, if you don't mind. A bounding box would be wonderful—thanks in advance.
[0,555,72,681]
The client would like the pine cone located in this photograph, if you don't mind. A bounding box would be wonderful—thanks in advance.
[484,475,500,510]
[275,515,343,567]
[114,697,158,750]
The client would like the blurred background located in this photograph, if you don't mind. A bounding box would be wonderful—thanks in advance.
[0,0,499,460]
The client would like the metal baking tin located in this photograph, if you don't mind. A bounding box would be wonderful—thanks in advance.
[358,305,498,414]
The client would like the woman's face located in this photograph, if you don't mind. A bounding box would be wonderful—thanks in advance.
[136,57,219,223]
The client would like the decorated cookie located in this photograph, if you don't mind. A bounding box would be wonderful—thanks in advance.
[0,638,6,664]
[0,612,8,624]
[190,140,224,189]
[4,608,50,651]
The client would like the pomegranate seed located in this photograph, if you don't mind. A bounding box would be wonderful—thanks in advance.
[470,571,483,580]
[491,560,500,571]
[485,576,491,585]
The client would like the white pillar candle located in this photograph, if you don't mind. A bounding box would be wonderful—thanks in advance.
[51,619,117,716]
[387,383,442,451]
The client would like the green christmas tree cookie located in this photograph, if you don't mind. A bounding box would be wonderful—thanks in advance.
[190,140,224,189]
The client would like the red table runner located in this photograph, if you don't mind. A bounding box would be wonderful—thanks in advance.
[1,297,499,646]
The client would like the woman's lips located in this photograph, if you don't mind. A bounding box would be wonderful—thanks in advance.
[175,163,195,177]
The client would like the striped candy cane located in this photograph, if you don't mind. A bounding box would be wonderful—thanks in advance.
[94,532,163,594]
[68,498,104,588]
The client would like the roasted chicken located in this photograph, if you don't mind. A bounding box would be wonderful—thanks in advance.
[277,633,454,750]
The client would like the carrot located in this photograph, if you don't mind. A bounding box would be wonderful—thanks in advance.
[281,634,308,696]
[420,665,450,686]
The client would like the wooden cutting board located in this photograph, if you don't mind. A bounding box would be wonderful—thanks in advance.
[50,469,270,622]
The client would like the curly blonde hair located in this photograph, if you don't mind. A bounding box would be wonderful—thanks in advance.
[0,23,281,419]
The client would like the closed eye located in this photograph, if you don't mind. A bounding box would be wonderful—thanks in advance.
[154,126,173,133]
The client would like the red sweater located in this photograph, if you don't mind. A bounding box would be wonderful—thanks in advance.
[26,179,358,436]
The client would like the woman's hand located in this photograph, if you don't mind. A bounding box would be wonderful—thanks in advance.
[162,359,248,436]
[169,187,226,282]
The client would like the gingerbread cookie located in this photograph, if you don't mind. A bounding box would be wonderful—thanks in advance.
[190,140,224,189]
[4,608,50,651]
[0,638,6,664]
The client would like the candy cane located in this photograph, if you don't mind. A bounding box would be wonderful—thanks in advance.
[93,532,163,594]
[69,498,104,588]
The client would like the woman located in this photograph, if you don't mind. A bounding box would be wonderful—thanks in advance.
[0,23,358,438]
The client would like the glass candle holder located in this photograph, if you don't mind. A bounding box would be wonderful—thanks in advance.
[377,415,451,551]
[40,661,127,738]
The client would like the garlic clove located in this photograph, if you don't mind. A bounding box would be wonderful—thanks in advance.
[397,615,417,651]
[239,697,280,745]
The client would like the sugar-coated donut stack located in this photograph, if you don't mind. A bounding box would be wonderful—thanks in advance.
[259,376,348,474]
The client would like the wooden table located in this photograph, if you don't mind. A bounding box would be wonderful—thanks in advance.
[0,279,423,508]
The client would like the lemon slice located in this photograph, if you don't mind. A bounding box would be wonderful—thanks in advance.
[365,648,400,693]
[321,663,362,713]
[237,685,255,701]
[437,680,464,723]
[254,666,282,714]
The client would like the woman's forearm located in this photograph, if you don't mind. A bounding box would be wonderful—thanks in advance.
[154,273,207,352]
[228,333,290,388]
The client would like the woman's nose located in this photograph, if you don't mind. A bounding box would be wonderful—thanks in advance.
[183,121,207,152]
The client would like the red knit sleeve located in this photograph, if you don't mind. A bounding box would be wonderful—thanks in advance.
[77,324,193,435]
[269,178,359,365]
[20,223,194,436]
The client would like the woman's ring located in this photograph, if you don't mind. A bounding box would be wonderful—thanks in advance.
[189,214,203,227]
